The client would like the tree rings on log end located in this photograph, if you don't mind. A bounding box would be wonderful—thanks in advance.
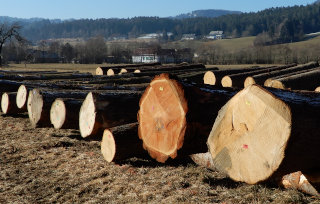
[27,89,44,128]
[138,73,188,163]
[1,93,10,114]
[95,67,104,75]
[50,99,66,129]
[79,92,98,138]
[207,85,292,184]
[101,129,116,162]
[244,77,256,88]
[203,71,216,85]
[16,85,28,109]
[221,76,232,87]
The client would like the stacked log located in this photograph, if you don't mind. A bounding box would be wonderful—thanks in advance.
[1,92,24,115]
[242,62,319,88]
[266,68,320,90]
[137,73,236,163]
[50,98,83,129]
[316,87,320,92]
[79,91,142,138]
[96,63,161,75]
[101,122,148,162]
[221,64,298,88]
[202,65,281,86]
[207,85,320,184]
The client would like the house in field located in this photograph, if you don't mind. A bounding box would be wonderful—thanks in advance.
[132,48,175,63]
[206,31,224,40]
[181,34,197,41]
[132,48,192,64]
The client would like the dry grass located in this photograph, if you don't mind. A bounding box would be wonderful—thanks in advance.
[0,114,319,203]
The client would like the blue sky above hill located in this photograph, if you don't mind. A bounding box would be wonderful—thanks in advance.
[0,0,317,19]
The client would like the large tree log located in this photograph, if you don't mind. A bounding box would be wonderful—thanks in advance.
[101,122,148,162]
[202,65,284,86]
[221,64,301,88]
[1,92,24,115]
[242,62,319,88]
[267,68,320,91]
[207,85,320,184]
[50,98,83,129]
[79,91,142,138]
[138,73,236,163]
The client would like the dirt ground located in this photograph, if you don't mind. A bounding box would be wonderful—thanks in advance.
[0,113,319,204]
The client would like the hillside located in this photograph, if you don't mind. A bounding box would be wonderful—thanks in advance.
[173,9,241,19]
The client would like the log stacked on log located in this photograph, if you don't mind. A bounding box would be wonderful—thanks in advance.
[96,62,161,75]
[101,122,148,162]
[207,85,320,184]
[221,64,299,88]
[137,73,236,162]
[79,91,142,138]
[266,68,320,90]
[243,61,319,88]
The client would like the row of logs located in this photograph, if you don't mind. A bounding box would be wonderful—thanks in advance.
[0,63,319,197]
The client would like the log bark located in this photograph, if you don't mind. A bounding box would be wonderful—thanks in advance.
[202,65,285,86]
[242,62,319,88]
[0,80,22,92]
[207,85,320,184]
[221,64,300,88]
[79,91,142,138]
[267,68,320,91]
[138,73,236,163]
[27,89,89,128]
[1,92,24,115]
[101,122,148,162]
[50,98,83,129]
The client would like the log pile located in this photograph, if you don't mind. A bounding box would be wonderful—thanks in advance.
[0,62,319,197]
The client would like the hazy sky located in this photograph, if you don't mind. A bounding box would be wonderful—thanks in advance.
[0,0,317,19]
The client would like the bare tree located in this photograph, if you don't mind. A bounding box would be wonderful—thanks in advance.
[0,23,25,67]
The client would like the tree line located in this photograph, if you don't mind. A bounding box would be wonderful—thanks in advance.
[15,2,320,44]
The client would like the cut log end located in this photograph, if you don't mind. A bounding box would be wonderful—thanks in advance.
[244,77,256,88]
[16,85,28,109]
[221,76,232,87]
[95,67,104,75]
[119,68,128,75]
[27,89,44,128]
[270,80,286,90]
[107,69,115,76]
[101,129,116,162]
[264,78,273,87]
[1,93,9,114]
[138,74,188,163]
[315,87,320,92]
[79,92,98,137]
[203,71,216,85]
[207,85,292,184]
[134,69,141,73]
[50,99,66,129]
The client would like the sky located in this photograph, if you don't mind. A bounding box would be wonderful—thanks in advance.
[0,0,317,20]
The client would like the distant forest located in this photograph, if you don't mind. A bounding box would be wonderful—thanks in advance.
[12,2,320,44]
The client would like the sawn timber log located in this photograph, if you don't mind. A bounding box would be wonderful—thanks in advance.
[137,73,236,163]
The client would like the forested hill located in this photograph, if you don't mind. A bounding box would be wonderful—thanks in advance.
[172,9,241,19]
[3,2,320,43]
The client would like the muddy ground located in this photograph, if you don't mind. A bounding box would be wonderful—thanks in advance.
[0,113,319,204]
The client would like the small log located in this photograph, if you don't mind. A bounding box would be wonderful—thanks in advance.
[203,65,281,86]
[316,87,320,92]
[138,73,236,163]
[221,64,300,88]
[101,122,148,162]
[1,92,24,115]
[16,85,30,111]
[79,91,142,138]
[268,68,320,91]
[27,89,89,128]
[242,62,319,88]
[50,98,83,129]
[207,85,320,184]
[281,171,319,197]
